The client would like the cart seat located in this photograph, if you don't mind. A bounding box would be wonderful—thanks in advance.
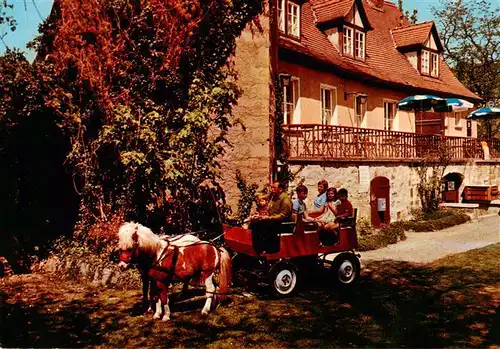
[338,208,358,229]
[280,221,296,234]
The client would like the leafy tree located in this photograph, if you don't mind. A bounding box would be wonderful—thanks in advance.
[0,50,79,270]
[22,0,264,238]
[415,140,452,214]
[0,0,17,49]
[397,0,418,25]
[432,0,500,138]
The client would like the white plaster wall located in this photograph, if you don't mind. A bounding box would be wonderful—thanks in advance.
[354,5,363,27]
[326,28,339,51]
[424,35,437,50]
[405,51,418,71]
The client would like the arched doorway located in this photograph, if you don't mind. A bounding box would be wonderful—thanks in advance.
[442,172,464,203]
[370,177,390,228]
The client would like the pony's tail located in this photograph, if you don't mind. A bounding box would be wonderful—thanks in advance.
[217,247,232,302]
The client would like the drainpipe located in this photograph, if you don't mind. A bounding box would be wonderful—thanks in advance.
[269,0,279,182]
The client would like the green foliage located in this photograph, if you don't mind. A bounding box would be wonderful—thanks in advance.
[234,170,259,225]
[356,216,372,236]
[432,0,500,137]
[397,0,418,24]
[358,222,406,251]
[43,236,141,288]
[402,211,471,232]
[0,50,79,270]
[414,143,452,215]
[409,207,454,222]
[0,0,17,37]
[0,0,264,244]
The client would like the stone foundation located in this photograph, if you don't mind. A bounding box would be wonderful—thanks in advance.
[289,161,500,222]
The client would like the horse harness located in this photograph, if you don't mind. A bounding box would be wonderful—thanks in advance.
[150,240,220,288]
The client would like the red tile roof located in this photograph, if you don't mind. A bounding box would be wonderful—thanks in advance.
[279,0,480,100]
[311,0,354,24]
[392,21,438,49]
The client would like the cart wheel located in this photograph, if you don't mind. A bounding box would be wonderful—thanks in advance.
[269,261,299,297]
[330,253,360,289]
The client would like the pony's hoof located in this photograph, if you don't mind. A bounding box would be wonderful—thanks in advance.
[201,309,209,316]
[161,315,170,322]
[153,313,161,319]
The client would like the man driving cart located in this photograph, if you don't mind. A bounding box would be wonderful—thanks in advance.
[249,180,292,255]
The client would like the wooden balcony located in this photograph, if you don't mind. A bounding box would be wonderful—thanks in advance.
[282,124,500,163]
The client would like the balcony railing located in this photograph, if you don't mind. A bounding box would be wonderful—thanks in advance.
[282,124,500,162]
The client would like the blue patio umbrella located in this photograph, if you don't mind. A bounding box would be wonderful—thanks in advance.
[445,98,474,112]
[467,107,500,138]
[397,95,448,133]
[397,95,447,112]
[466,107,500,120]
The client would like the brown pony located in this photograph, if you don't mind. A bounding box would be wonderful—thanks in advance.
[117,222,231,321]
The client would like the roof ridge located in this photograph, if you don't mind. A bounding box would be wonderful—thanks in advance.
[312,0,351,10]
[383,1,397,7]
[392,21,434,31]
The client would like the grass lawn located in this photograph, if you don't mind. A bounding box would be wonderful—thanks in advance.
[1,244,499,348]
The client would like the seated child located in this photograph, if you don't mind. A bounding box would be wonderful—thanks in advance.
[316,188,352,246]
[292,185,314,223]
[243,193,269,229]
[335,188,353,220]
[254,193,269,217]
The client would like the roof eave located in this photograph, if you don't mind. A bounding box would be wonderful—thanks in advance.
[278,45,482,102]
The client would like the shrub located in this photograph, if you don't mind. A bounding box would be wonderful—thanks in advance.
[402,212,470,232]
[37,236,142,289]
[356,216,372,236]
[409,207,454,222]
[84,213,124,253]
[358,222,406,251]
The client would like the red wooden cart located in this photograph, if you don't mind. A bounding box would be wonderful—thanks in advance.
[223,212,361,296]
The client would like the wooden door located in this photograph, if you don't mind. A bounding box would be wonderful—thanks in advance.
[370,177,390,228]
[415,111,445,135]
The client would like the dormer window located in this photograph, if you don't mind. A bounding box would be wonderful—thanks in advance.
[431,53,439,77]
[342,26,366,60]
[421,49,439,77]
[343,27,353,55]
[278,0,300,38]
[355,31,365,59]
[422,50,430,74]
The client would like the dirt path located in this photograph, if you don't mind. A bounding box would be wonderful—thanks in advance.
[360,214,500,264]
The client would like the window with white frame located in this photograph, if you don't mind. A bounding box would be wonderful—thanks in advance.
[320,87,335,124]
[287,2,300,37]
[343,27,353,56]
[355,95,366,127]
[421,50,430,74]
[283,78,299,124]
[431,52,439,77]
[355,31,365,59]
[278,0,300,38]
[384,101,397,131]
[278,0,285,32]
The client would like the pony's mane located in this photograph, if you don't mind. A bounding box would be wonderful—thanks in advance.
[118,222,162,253]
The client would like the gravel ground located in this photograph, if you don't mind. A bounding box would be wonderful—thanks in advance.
[360,214,500,264]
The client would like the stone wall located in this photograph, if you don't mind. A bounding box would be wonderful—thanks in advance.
[290,161,500,222]
[220,9,273,210]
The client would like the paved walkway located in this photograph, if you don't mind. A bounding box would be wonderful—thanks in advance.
[360,214,500,264]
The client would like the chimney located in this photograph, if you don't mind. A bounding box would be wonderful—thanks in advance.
[366,0,385,10]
